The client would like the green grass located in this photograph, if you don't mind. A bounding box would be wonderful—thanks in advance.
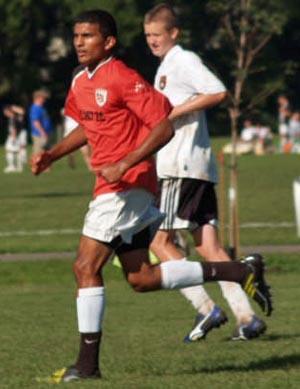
[0,148,93,252]
[0,255,299,388]
[0,140,300,253]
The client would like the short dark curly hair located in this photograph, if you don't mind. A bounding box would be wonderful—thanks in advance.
[74,9,118,38]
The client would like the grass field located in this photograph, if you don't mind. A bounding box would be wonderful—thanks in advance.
[1,141,300,253]
[1,142,300,388]
[0,255,299,388]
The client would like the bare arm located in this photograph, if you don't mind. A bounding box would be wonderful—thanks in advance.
[11,105,25,115]
[169,91,227,121]
[31,125,87,175]
[98,118,174,183]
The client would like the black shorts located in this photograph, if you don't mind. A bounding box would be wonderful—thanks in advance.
[156,178,218,230]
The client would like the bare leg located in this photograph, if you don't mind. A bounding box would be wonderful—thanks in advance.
[193,225,255,325]
[151,230,215,314]
[71,236,112,377]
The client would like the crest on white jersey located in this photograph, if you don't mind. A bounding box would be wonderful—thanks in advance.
[159,75,167,90]
[95,88,108,107]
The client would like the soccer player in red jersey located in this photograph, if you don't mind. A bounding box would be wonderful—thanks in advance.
[31,9,272,383]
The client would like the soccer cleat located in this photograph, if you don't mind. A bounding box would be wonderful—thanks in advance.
[232,315,267,340]
[40,366,101,383]
[184,305,228,343]
[241,254,273,316]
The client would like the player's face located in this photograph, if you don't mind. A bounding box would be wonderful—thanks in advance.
[144,21,179,59]
[73,23,116,70]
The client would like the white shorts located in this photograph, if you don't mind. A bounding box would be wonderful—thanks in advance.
[18,130,27,147]
[279,123,289,136]
[5,130,27,152]
[82,189,165,244]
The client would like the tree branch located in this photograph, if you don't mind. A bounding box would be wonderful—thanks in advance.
[251,34,272,59]
[245,84,279,112]
[222,13,238,50]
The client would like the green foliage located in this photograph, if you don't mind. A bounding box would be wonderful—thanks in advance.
[0,0,299,135]
[205,0,293,123]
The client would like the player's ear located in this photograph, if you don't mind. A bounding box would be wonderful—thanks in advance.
[170,27,180,40]
[105,36,117,51]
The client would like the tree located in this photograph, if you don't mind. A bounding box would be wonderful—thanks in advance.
[206,0,289,257]
[0,0,143,143]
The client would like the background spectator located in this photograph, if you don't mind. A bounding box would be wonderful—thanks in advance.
[3,104,27,173]
[29,89,53,154]
[277,94,291,152]
[240,119,258,143]
[289,111,300,153]
[254,121,274,155]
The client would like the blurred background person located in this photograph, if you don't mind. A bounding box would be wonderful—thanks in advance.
[240,119,258,144]
[289,111,300,153]
[254,121,274,155]
[223,118,257,155]
[3,104,27,173]
[277,94,291,152]
[29,89,53,154]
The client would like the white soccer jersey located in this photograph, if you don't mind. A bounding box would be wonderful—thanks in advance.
[154,45,226,183]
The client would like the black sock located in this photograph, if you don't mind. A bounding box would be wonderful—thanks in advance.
[202,261,248,283]
[75,332,102,376]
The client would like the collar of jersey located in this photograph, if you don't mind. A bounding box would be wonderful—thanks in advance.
[161,45,181,65]
[86,56,113,79]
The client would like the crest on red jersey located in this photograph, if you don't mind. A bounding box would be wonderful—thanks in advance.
[134,81,146,93]
[159,75,167,90]
[95,88,108,107]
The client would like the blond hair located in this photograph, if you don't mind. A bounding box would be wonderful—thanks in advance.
[144,3,179,30]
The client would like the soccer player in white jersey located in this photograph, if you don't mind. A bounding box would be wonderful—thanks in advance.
[144,3,267,341]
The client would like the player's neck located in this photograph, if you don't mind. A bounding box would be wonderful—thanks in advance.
[87,55,112,72]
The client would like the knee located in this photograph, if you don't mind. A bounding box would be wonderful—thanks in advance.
[151,232,170,251]
[126,267,157,292]
[73,255,97,282]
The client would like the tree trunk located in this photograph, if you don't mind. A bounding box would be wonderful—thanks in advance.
[228,107,240,259]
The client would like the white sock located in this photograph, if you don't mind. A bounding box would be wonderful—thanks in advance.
[19,149,27,165]
[17,153,25,171]
[6,152,15,168]
[77,287,105,333]
[160,259,203,289]
[219,281,255,324]
[180,286,215,315]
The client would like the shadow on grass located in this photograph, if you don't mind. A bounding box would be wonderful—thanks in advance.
[263,333,300,341]
[185,354,300,374]
[222,333,300,342]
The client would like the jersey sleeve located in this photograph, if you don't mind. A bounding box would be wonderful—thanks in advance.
[182,52,226,95]
[64,88,81,126]
[121,70,172,129]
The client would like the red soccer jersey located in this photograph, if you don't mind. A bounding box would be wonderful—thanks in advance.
[64,57,172,197]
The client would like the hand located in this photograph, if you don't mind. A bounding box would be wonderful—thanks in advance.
[95,161,128,183]
[31,151,53,175]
